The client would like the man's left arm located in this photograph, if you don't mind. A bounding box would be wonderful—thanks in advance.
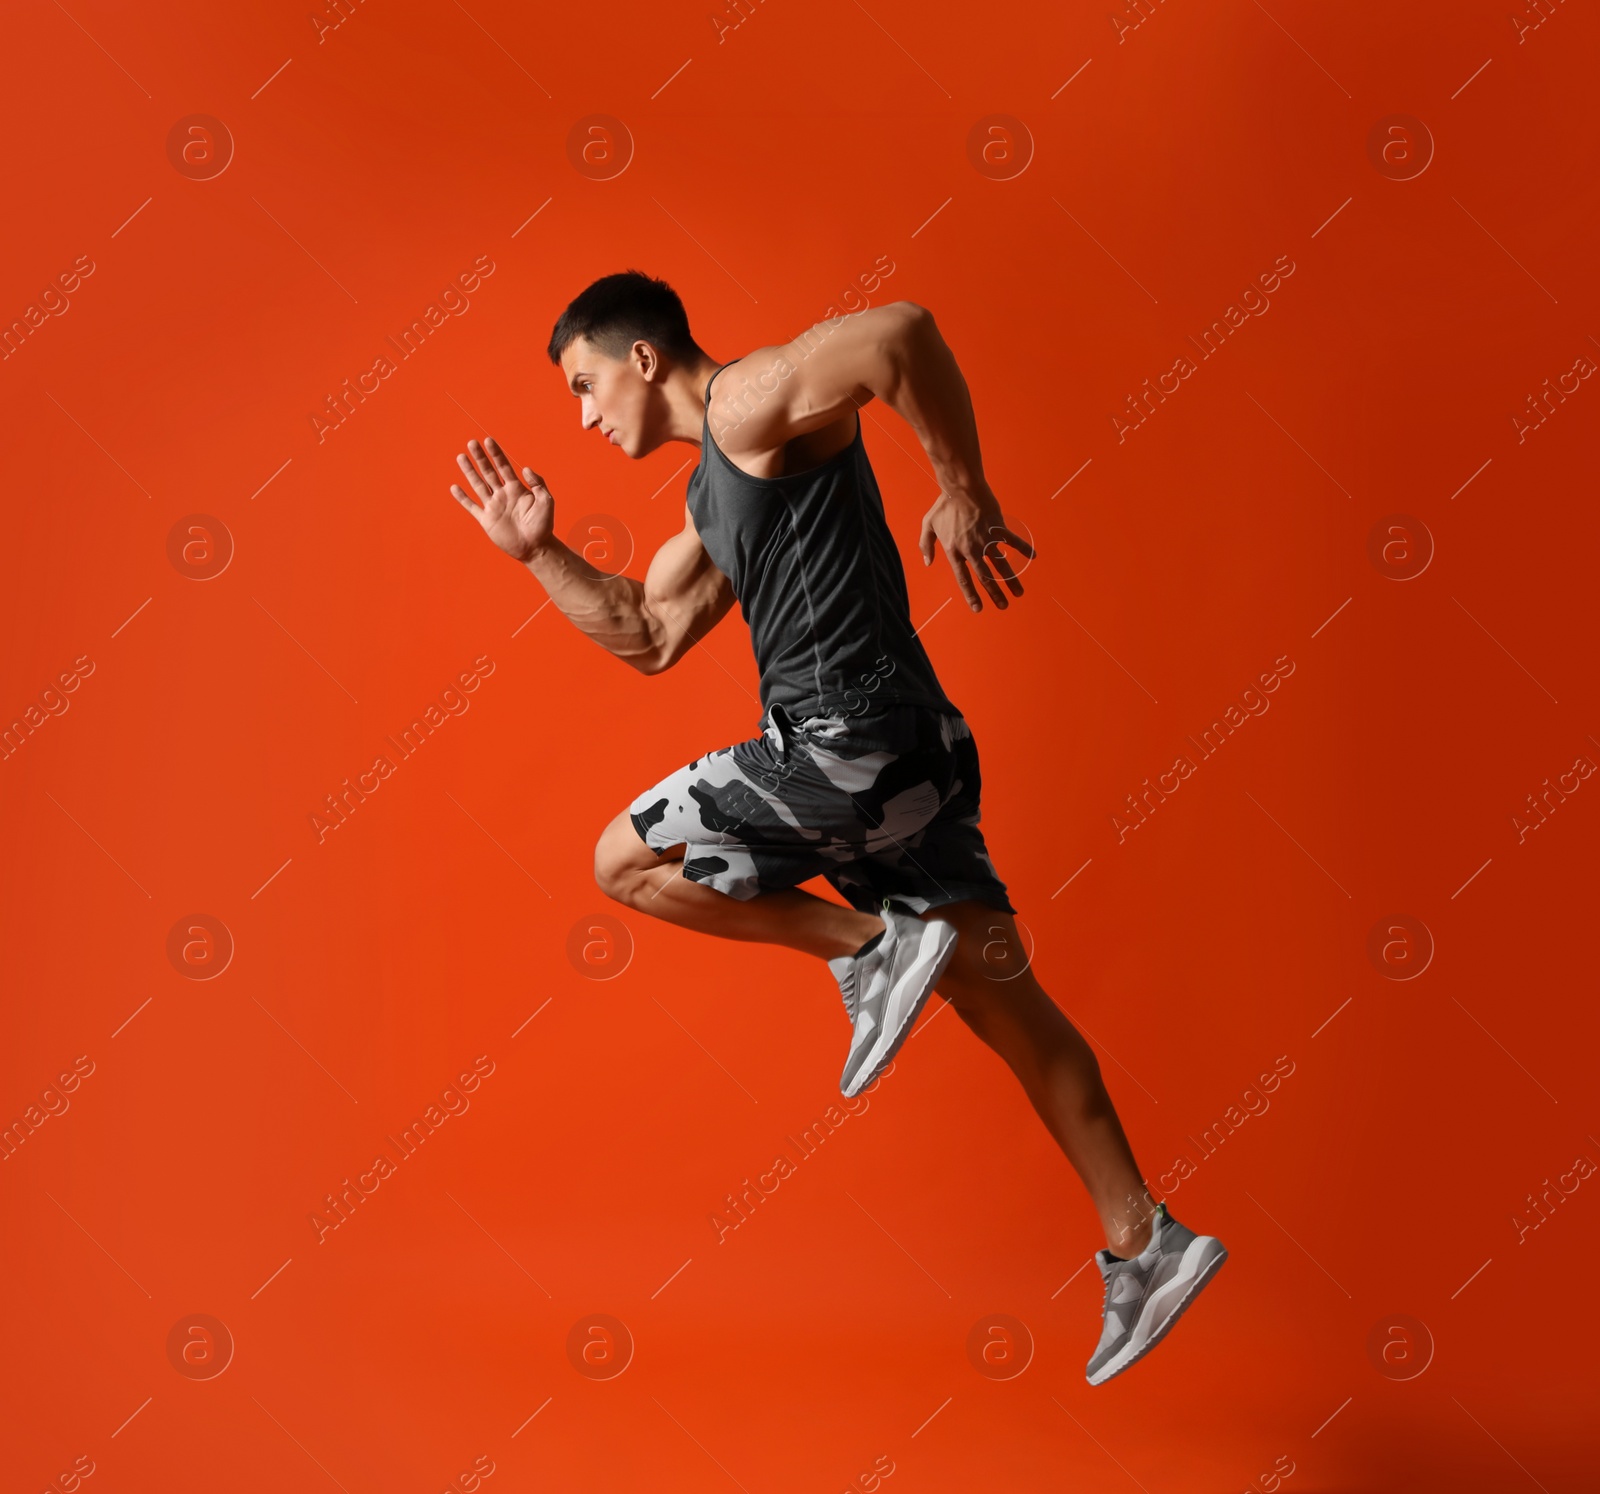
[719,302,1034,612]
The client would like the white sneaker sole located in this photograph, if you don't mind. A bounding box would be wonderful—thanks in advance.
[840,919,958,1098]
[1086,1236,1228,1386]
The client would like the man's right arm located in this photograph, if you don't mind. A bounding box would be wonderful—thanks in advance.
[523,504,736,676]
[450,435,735,675]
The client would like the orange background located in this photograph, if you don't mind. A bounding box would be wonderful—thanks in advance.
[2,0,1597,1489]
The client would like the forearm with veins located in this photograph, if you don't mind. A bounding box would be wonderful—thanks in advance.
[521,540,658,674]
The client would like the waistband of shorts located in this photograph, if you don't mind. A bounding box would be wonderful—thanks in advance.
[762,698,964,751]
[762,694,961,730]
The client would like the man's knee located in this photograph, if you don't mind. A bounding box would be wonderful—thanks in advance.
[935,903,1034,987]
[935,963,1024,1041]
[594,814,646,903]
[936,956,1099,1070]
[593,844,627,904]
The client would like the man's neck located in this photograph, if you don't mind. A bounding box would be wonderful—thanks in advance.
[662,353,725,445]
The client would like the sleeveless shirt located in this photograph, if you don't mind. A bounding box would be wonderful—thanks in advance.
[687,361,959,723]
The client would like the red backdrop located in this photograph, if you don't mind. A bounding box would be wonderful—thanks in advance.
[3,1,1596,1489]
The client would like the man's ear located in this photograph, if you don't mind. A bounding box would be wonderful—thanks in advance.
[632,339,662,381]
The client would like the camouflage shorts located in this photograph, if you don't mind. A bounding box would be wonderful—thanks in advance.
[627,701,1015,916]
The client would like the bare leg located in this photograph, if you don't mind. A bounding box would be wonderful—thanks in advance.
[928,901,1155,1256]
[594,809,883,961]
[595,813,1153,1255]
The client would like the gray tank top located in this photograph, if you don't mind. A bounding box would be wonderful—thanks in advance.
[688,361,959,722]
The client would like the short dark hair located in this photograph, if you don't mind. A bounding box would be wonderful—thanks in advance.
[546,269,702,365]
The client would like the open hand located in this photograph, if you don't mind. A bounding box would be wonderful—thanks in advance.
[449,436,554,563]
[917,484,1035,611]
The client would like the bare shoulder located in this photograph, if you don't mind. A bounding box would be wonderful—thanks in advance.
[708,301,927,460]
[703,342,796,453]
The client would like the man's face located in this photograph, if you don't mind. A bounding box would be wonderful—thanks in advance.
[559,335,657,458]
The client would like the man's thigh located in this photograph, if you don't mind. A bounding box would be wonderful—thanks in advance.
[820,710,1016,919]
[595,807,683,885]
[621,715,922,902]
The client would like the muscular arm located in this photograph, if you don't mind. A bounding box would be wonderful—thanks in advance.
[524,505,736,676]
[449,436,736,675]
[712,302,1033,611]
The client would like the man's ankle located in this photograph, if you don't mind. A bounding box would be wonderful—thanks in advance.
[1105,1193,1159,1257]
[1110,1220,1153,1258]
[829,913,887,962]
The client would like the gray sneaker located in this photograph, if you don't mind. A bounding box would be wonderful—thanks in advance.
[828,904,959,1098]
[1086,1202,1227,1385]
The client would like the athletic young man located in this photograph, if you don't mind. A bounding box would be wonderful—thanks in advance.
[447,270,1226,1384]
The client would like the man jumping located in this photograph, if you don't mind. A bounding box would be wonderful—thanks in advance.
[447,269,1226,1384]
